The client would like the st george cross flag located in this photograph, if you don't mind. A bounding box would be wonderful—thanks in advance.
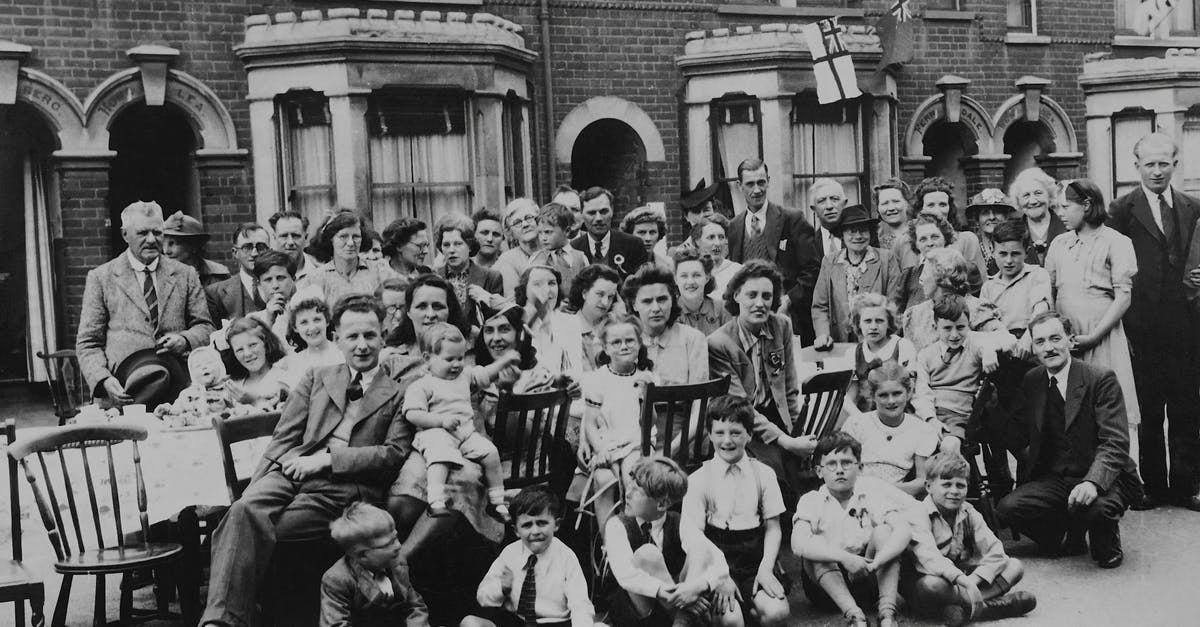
[876,0,915,68]
[801,17,862,104]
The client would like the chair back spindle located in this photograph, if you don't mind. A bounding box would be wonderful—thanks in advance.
[794,370,853,439]
[212,412,282,501]
[638,376,730,473]
[493,389,572,493]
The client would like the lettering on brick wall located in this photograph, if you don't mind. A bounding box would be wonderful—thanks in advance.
[911,100,989,141]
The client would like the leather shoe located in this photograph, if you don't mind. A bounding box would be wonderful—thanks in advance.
[972,591,1038,621]
[1097,528,1123,569]
[1060,530,1088,556]
[1129,494,1162,511]
[1172,495,1200,512]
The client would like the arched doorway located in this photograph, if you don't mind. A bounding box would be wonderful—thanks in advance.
[0,103,59,382]
[107,103,199,250]
[1003,121,1056,189]
[570,119,647,214]
[923,120,977,219]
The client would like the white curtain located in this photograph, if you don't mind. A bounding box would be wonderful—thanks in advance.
[1112,114,1155,199]
[287,122,335,222]
[792,104,862,224]
[369,131,470,227]
[1181,110,1200,194]
[714,118,760,215]
[23,154,55,383]
[1119,0,1195,36]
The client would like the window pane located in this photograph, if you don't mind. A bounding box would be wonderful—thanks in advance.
[368,91,472,227]
[1182,107,1200,190]
[711,99,761,215]
[1007,0,1033,30]
[1112,112,1155,198]
[280,94,335,223]
[1117,0,1195,34]
[503,98,526,202]
[791,98,863,224]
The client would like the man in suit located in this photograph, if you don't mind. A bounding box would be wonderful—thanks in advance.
[269,210,320,282]
[207,222,272,324]
[571,186,649,279]
[726,159,821,344]
[76,200,214,404]
[1107,132,1200,511]
[995,312,1140,569]
[201,294,413,627]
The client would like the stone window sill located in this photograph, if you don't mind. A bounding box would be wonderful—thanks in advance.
[1005,32,1051,45]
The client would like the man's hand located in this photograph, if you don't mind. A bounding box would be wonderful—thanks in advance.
[280,452,332,481]
[265,293,288,319]
[156,333,188,355]
[102,377,134,405]
[841,554,872,580]
[981,350,999,374]
[1068,480,1099,509]
[755,567,786,599]
[1187,267,1200,288]
[813,334,834,351]
[777,294,791,315]
[780,434,818,456]
[499,565,515,594]
[467,284,493,306]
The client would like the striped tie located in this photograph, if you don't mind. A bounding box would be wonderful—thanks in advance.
[517,554,538,626]
[142,268,159,331]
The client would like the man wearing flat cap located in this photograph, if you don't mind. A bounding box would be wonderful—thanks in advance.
[162,211,231,288]
[76,200,214,405]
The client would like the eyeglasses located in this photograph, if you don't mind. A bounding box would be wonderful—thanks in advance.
[237,243,270,253]
[506,215,537,228]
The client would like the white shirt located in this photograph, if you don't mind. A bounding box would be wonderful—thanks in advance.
[817,226,842,255]
[602,514,729,599]
[587,231,612,258]
[1142,184,1174,234]
[240,269,257,298]
[126,250,160,293]
[682,456,786,531]
[477,537,594,626]
[1047,358,1071,400]
[744,206,768,239]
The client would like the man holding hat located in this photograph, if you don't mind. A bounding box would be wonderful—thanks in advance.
[76,200,214,406]
[162,211,231,288]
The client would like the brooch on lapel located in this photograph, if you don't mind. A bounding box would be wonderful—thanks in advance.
[613,253,627,272]
[767,349,784,374]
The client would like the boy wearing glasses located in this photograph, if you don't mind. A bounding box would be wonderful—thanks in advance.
[207,222,272,323]
[791,432,912,627]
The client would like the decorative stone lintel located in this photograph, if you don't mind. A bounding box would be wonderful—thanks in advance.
[53,149,118,171]
[0,40,32,105]
[127,44,180,106]
[194,148,250,169]
[936,75,971,124]
[1015,75,1051,122]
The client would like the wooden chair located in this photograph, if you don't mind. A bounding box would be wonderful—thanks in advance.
[493,389,573,497]
[35,351,89,426]
[3,419,45,627]
[211,412,282,501]
[637,376,731,472]
[793,370,854,438]
[7,423,184,627]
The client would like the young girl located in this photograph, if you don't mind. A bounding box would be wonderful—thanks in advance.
[403,323,521,519]
[224,316,291,411]
[578,315,658,535]
[841,363,939,497]
[281,298,344,389]
[846,293,935,421]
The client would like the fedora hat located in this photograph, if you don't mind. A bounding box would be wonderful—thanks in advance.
[113,348,190,408]
[830,204,879,236]
[162,211,211,241]
[679,178,720,210]
[965,188,1017,218]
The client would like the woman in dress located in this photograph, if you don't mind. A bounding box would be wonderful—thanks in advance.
[893,213,956,314]
[693,214,743,298]
[224,316,290,411]
[1045,178,1141,427]
[811,204,902,348]
[379,217,432,282]
[623,264,708,385]
[874,177,911,251]
[968,188,1020,278]
[672,247,730,336]
[566,263,621,371]
[1009,167,1067,267]
[299,210,382,307]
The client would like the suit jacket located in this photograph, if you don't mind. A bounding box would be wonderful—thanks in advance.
[810,247,903,342]
[438,261,504,313]
[571,230,649,279]
[319,556,430,627]
[205,274,263,324]
[254,364,413,490]
[1108,186,1200,336]
[76,254,214,394]
[727,202,821,340]
[707,313,800,433]
[1006,360,1137,491]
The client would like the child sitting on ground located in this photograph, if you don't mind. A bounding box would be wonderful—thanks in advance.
[680,395,790,626]
[791,431,913,627]
[466,486,603,627]
[902,452,1037,626]
[915,294,1013,455]
[844,293,934,421]
[841,363,939,498]
[320,501,430,627]
[605,455,742,627]
[403,322,522,519]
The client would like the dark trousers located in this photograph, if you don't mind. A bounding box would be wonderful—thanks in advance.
[200,470,376,627]
[1131,321,1200,499]
[996,474,1134,559]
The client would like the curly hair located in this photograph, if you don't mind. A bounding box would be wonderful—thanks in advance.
[385,274,470,347]
[286,297,333,352]
[688,213,731,245]
[848,292,898,340]
[723,259,782,316]
[1008,167,1059,215]
[380,217,428,259]
[567,263,621,312]
[620,206,667,243]
[925,248,972,296]
[622,264,682,327]
[306,210,363,263]
[514,264,565,310]
[671,247,717,296]
[912,176,960,228]
[433,213,480,257]
[872,177,911,210]
[473,305,538,370]
[225,316,287,379]
[594,314,654,371]
[907,212,957,256]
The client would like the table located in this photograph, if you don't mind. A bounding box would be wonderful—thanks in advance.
[796,341,856,383]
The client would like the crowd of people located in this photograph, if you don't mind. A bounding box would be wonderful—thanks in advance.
[71,130,1200,627]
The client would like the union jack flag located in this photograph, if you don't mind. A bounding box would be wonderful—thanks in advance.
[819,18,848,55]
[801,17,861,103]
[890,0,913,23]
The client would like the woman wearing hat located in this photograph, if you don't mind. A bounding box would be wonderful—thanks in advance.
[161,211,231,288]
[811,205,902,349]
[968,188,1020,277]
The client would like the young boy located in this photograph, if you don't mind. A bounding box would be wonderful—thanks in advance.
[916,294,1010,455]
[605,455,742,627]
[791,432,912,627]
[680,396,790,626]
[404,322,521,518]
[468,486,601,627]
[903,453,1037,626]
[320,502,430,627]
[528,202,589,293]
[979,220,1051,340]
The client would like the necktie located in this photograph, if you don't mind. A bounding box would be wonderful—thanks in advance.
[750,214,761,240]
[252,277,266,310]
[1049,376,1064,406]
[639,521,653,545]
[517,554,538,626]
[142,268,159,331]
[348,372,364,402]
[593,238,603,261]
[1159,194,1180,258]
[753,336,769,407]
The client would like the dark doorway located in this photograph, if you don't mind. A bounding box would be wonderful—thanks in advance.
[108,103,198,251]
[923,120,977,222]
[1003,120,1056,189]
[570,119,647,216]
[0,103,57,382]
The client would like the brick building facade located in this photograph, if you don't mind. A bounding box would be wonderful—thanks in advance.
[1,0,1199,383]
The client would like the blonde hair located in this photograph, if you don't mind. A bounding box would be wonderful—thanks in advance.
[419,321,467,355]
[329,502,395,553]
[120,200,164,227]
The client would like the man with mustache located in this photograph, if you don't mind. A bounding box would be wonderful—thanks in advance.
[995,312,1140,569]
[76,200,214,405]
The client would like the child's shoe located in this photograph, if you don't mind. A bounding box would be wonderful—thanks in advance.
[972,591,1036,621]
[878,602,899,627]
[843,608,868,627]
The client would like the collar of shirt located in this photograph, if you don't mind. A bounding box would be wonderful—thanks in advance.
[736,318,773,352]
[635,514,665,537]
[1143,184,1173,209]
[937,340,966,363]
[994,264,1034,289]
[746,206,767,228]
[589,232,612,256]
[835,246,878,266]
[444,261,472,281]
[720,454,754,477]
[349,364,381,392]
[1047,358,1071,398]
[240,269,256,294]
[860,336,898,362]
[815,481,871,508]
[645,324,677,350]
[126,250,160,274]
[922,495,966,528]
